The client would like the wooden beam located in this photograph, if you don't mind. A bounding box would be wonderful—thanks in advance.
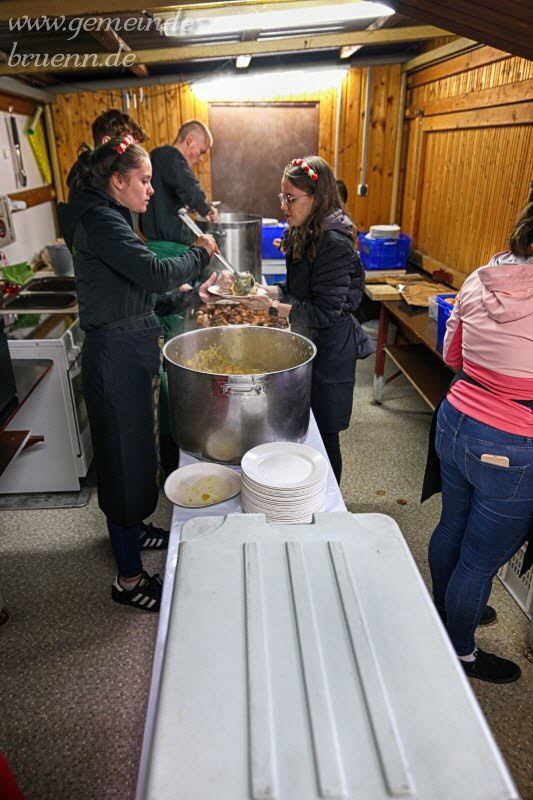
[0,76,55,102]
[88,17,149,78]
[0,25,450,75]
[0,90,36,114]
[406,78,533,117]
[408,45,512,87]
[8,185,55,207]
[391,0,533,53]
[402,37,480,73]
[422,102,533,131]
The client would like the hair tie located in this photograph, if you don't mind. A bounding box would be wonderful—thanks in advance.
[115,134,134,155]
[291,158,318,181]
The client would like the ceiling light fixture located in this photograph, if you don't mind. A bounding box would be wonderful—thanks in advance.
[236,55,252,68]
[159,2,394,39]
[192,67,348,102]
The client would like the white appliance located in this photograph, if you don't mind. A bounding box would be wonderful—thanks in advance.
[1,316,92,493]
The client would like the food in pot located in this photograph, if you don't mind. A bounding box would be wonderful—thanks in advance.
[196,303,288,329]
[184,344,273,374]
[444,297,457,305]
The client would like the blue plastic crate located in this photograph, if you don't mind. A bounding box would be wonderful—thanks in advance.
[436,294,457,350]
[264,274,286,285]
[262,223,287,259]
[357,232,411,269]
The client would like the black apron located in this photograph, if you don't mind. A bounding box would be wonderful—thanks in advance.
[82,314,163,527]
[311,316,357,434]
[421,370,533,574]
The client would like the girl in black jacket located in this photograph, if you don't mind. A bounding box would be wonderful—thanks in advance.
[58,137,218,612]
[240,156,369,483]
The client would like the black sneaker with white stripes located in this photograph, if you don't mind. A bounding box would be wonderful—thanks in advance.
[139,522,170,551]
[111,571,163,612]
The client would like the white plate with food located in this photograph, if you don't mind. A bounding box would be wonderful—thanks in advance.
[164,463,241,508]
[208,285,268,300]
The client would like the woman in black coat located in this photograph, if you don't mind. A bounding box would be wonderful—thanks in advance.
[58,136,218,612]
[240,156,370,482]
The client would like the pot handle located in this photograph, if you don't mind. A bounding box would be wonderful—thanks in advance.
[221,382,264,396]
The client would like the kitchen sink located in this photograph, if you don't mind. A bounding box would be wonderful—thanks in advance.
[22,276,76,293]
[0,292,78,313]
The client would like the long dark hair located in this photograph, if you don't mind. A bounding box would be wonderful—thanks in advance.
[283,156,344,261]
[509,180,533,259]
[70,138,149,193]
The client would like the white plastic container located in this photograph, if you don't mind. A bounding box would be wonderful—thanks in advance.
[140,512,518,800]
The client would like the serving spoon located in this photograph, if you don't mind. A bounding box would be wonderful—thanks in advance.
[178,207,240,276]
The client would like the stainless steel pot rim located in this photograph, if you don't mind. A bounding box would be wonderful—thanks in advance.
[162,324,317,376]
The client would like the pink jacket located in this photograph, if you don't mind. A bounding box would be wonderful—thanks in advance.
[443,252,533,435]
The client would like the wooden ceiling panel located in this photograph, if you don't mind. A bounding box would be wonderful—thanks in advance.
[387,0,533,60]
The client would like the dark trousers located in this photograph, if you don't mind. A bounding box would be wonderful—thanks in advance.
[107,519,143,578]
[321,431,342,484]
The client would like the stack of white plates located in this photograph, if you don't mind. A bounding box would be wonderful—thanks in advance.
[368,224,400,239]
[241,442,328,523]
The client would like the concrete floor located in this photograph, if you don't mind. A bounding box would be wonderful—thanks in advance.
[0,354,531,799]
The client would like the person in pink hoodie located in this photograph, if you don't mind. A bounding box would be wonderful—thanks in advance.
[425,188,533,684]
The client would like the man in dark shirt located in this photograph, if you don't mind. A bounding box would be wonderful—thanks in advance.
[141,119,218,251]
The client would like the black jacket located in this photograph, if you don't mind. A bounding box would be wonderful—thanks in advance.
[57,187,210,331]
[141,146,211,245]
[279,213,366,383]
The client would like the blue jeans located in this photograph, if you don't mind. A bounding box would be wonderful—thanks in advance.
[428,398,533,655]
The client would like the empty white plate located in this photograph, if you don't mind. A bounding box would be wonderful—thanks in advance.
[241,442,328,489]
[164,463,241,508]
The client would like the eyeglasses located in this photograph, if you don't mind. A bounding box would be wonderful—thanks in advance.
[277,192,312,206]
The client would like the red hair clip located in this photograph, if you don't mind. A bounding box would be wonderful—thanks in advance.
[290,158,318,181]
[115,134,134,155]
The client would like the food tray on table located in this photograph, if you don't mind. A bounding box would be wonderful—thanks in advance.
[196,302,288,329]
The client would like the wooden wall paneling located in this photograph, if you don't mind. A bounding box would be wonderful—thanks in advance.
[407,77,532,117]
[408,46,510,89]
[153,85,169,148]
[164,84,181,144]
[410,54,533,106]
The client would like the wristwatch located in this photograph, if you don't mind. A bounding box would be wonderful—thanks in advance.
[268,301,280,318]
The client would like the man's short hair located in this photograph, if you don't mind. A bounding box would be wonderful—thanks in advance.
[175,120,213,147]
[91,109,147,147]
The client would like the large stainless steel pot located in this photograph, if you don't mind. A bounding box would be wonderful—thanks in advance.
[206,212,262,282]
[163,326,316,464]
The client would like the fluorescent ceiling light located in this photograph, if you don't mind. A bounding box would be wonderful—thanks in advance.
[160,2,394,38]
[192,67,348,102]
[236,55,252,68]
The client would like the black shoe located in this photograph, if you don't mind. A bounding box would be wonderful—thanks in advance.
[461,649,521,684]
[139,522,170,551]
[440,605,497,627]
[111,571,163,612]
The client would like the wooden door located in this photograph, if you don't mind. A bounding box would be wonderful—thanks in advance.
[209,102,319,219]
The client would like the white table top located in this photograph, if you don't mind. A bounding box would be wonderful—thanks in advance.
[135,415,344,800]
[169,412,345,537]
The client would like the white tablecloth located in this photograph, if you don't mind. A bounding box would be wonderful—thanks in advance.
[169,411,346,537]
